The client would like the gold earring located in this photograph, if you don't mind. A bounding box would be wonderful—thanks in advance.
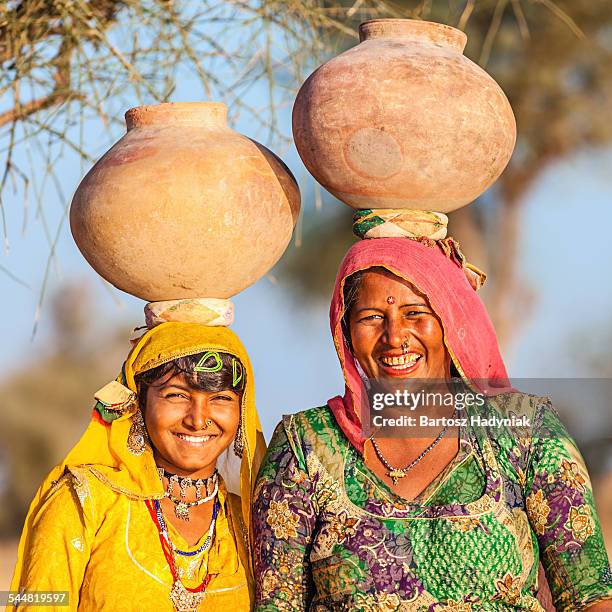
[127,409,148,456]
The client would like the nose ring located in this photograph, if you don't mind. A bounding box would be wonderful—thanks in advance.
[203,418,214,429]
[401,339,410,354]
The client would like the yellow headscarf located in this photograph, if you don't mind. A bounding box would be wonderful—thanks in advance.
[13,322,266,577]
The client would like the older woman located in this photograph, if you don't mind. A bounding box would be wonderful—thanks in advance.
[253,237,612,611]
[11,321,265,611]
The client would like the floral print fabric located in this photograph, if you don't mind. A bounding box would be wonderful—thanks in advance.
[253,395,612,611]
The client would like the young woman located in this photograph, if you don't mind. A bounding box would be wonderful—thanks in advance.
[11,322,265,611]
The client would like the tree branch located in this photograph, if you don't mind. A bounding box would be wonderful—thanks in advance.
[0,33,79,128]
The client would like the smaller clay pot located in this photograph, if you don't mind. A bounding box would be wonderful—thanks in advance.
[70,102,300,301]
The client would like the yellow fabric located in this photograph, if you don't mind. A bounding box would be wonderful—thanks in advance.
[10,322,266,611]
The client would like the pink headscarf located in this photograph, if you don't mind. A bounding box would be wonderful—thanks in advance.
[327,237,511,453]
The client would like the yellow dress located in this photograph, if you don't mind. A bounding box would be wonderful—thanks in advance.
[10,323,266,612]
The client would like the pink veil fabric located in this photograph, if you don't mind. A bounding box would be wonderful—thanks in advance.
[327,237,511,453]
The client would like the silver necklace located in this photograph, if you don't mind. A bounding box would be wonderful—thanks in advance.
[370,409,456,485]
[165,482,218,521]
[158,468,219,520]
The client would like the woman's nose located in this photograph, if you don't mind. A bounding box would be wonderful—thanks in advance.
[184,396,210,431]
[384,315,406,348]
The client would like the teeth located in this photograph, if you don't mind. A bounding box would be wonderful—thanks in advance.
[175,433,212,444]
[380,354,420,367]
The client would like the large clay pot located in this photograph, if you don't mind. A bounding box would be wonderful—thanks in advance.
[292,19,516,212]
[71,102,300,301]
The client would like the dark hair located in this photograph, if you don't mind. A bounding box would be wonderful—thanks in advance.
[135,351,245,409]
[341,267,388,348]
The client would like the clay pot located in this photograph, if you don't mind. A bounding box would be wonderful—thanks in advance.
[70,102,300,301]
[292,19,516,212]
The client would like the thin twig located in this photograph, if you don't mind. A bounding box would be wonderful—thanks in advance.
[479,0,508,67]
[511,0,530,40]
[534,0,584,38]
[458,0,475,30]
[0,263,31,289]
[31,201,69,339]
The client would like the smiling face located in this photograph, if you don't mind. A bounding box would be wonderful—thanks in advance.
[143,372,241,478]
[347,268,451,382]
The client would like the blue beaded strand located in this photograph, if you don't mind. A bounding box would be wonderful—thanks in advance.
[153,498,219,557]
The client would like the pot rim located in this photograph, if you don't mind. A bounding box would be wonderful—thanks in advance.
[359,18,467,53]
[125,102,228,131]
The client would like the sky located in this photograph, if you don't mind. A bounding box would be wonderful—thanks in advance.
[2,143,612,440]
[1,38,611,441]
[512,149,612,378]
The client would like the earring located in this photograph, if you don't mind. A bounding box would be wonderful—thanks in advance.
[233,421,244,458]
[127,409,148,456]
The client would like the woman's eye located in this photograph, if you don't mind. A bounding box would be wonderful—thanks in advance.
[164,392,188,400]
[405,309,430,317]
[360,314,383,323]
[212,395,234,402]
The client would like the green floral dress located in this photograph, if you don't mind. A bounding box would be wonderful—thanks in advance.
[253,394,612,611]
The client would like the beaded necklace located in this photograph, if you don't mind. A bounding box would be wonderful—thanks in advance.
[166,482,219,522]
[154,498,219,556]
[145,496,219,611]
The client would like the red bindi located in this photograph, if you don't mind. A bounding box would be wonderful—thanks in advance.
[387,296,395,304]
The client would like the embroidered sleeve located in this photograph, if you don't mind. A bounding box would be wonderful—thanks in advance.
[524,402,612,611]
[9,472,94,611]
[253,419,317,611]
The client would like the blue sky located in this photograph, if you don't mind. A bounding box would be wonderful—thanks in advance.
[2,142,611,439]
[512,149,612,378]
[1,56,611,439]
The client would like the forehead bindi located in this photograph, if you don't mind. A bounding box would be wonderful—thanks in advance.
[357,271,426,307]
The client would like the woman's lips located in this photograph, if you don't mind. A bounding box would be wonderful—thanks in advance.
[172,432,218,446]
[377,353,422,377]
